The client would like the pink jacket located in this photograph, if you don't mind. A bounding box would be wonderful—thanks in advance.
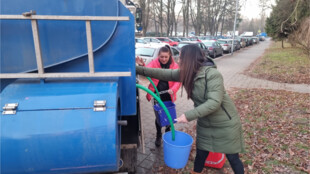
[146,57,181,102]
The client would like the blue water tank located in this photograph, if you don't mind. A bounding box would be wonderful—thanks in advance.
[1,0,137,173]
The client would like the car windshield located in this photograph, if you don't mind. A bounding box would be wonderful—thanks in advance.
[218,40,227,44]
[203,41,213,46]
[189,37,197,41]
[180,38,189,41]
[135,47,155,57]
[136,39,145,43]
[178,43,189,48]
[170,38,178,41]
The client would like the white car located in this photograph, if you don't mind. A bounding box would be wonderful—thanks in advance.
[135,45,180,65]
[140,37,168,47]
[135,38,149,48]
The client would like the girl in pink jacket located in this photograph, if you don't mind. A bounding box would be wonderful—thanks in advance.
[139,46,181,147]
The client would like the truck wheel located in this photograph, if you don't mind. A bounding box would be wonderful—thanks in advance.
[119,146,137,174]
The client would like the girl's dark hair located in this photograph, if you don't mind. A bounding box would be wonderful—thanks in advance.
[179,44,206,99]
[158,45,172,62]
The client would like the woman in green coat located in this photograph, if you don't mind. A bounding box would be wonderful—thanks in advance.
[136,44,245,174]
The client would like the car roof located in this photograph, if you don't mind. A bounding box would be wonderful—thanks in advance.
[179,41,199,44]
[202,40,215,42]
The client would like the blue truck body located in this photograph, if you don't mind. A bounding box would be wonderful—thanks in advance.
[0,0,138,173]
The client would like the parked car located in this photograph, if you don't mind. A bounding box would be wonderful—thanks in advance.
[233,40,241,50]
[177,41,209,57]
[251,37,259,44]
[199,36,216,41]
[135,45,180,65]
[243,37,253,46]
[202,40,223,58]
[156,37,178,46]
[254,37,260,43]
[140,37,168,47]
[217,39,232,53]
[178,37,190,41]
[236,37,246,48]
[135,38,149,48]
[188,36,202,42]
[169,37,182,42]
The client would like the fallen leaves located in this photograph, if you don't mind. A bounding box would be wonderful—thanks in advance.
[151,88,309,173]
[231,88,310,174]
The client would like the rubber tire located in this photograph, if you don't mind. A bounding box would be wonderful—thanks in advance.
[213,52,216,58]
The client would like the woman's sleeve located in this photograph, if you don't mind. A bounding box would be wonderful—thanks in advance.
[136,65,180,82]
[184,70,225,121]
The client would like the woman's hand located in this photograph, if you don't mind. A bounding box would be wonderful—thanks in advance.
[175,114,188,123]
[168,89,173,95]
[135,56,145,66]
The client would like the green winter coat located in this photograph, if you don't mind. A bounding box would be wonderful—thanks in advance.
[136,59,245,154]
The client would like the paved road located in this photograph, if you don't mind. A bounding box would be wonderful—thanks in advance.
[215,39,310,93]
[135,39,309,173]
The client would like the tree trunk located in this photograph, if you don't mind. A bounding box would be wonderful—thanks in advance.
[160,0,163,36]
[197,0,201,36]
[282,40,284,48]
[167,0,170,37]
[186,0,190,36]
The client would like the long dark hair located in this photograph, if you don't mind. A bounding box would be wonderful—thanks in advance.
[179,44,206,99]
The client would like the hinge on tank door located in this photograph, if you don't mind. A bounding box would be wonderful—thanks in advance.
[93,100,106,112]
[2,103,18,115]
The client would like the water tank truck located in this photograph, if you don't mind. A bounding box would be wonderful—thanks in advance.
[0,0,141,173]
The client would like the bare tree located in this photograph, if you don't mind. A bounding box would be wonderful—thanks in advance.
[139,0,150,36]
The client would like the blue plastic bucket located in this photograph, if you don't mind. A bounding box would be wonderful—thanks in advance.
[163,131,193,169]
[153,101,177,127]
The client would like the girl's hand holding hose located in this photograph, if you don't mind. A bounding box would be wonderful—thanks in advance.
[175,114,188,123]
[168,89,173,95]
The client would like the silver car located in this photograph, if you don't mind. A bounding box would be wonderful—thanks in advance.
[135,45,180,65]
[217,39,232,53]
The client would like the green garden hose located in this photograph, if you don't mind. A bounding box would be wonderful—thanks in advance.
[146,77,160,97]
[136,84,175,141]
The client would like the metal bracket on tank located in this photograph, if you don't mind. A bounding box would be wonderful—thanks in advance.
[93,100,106,112]
[2,103,18,115]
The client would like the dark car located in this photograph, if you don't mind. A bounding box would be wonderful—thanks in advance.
[233,40,241,50]
[169,37,182,42]
[251,37,259,44]
[244,37,253,46]
[177,41,209,57]
[178,37,190,41]
[202,40,223,58]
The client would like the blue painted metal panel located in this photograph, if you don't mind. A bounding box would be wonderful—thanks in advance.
[0,0,136,116]
[0,80,120,173]
[0,79,119,110]
[1,0,118,73]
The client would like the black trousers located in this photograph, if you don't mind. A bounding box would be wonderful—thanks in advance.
[194,148,244,174]
[155,119,171,137]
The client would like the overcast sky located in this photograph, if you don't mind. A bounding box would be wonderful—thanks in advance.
[240,0,275,19]
[173,0,275,20]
